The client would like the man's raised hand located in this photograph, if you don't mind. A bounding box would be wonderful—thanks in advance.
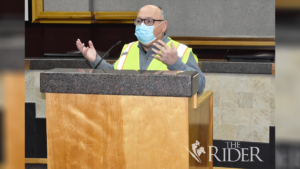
[151,40,178,66]
[76,39,97,62]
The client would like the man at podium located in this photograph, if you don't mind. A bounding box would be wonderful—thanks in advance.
[76,5,205,95]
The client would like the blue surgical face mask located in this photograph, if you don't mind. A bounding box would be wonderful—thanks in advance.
[134,21,164,44]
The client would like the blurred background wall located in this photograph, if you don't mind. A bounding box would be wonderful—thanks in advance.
[25,0,275,59]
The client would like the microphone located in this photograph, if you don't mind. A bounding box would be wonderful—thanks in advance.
[223,49,230,61]
[93,41,122,69]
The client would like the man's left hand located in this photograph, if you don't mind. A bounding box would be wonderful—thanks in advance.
[152,40,178,66]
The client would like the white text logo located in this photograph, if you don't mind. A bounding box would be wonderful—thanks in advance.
[184,140,206,163]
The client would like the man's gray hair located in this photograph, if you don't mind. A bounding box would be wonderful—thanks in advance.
[160,8,164,20]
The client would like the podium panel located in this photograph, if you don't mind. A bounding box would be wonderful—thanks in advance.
[41,69,212,169]
[47,93,190,168]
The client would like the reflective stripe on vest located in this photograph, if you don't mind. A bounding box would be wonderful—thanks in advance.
[116,41,137,70]
[176,44,189,58]
[114,39,195,70]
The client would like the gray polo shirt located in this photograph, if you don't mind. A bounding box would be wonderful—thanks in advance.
[89,33,206,95]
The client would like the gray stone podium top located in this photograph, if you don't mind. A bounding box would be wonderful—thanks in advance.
[40,68,199,97]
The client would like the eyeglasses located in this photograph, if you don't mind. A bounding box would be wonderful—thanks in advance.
[133,19,164,26]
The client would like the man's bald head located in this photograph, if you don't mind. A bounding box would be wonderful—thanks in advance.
[138,5,164,20]
[135,4,167,49]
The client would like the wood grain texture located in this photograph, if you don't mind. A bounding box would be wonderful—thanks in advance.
[23,158,237,169]
[39,12,91,19]
[23,159,235,169]
[25,158,47,164]
[193,94,197,109]
[272,63,275,75]
[32,0,43,23]
[197,91,213,107]
[46,93,191,169]
[188,91,213,169]
[94,11,138,20]
[25,60,30,70]
[39,20,91,24]
[3,73,25,169]
[276,0,300,9]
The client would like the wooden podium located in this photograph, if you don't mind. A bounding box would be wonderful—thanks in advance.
[40,69,213,169]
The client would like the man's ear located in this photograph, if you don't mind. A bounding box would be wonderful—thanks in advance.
[163,20,168,33]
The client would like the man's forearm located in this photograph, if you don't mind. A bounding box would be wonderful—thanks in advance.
[88,54,114,69]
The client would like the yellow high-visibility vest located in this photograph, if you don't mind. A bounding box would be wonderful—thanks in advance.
[114,37,198,70]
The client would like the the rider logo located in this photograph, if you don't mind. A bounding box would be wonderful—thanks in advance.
[184,140,206,163]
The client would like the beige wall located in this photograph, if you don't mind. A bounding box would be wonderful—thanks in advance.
[25,70,45,118]
[202,73,275,143]
[25,70,275,143]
